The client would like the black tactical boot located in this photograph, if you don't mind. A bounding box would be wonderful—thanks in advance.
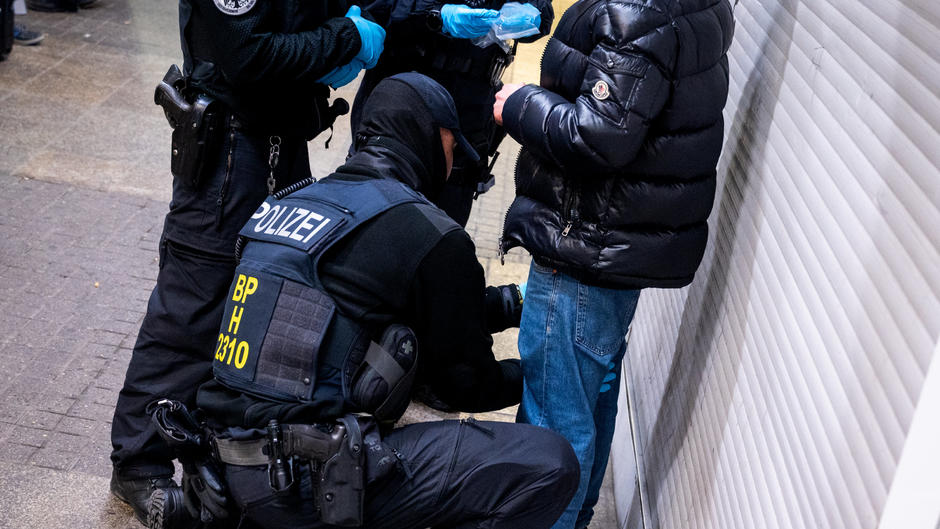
[148,486,199,529]
[109,469,177,524]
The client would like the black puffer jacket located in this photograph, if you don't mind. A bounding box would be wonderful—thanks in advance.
[499,0,734,289]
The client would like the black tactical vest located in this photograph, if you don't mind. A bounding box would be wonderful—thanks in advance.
[212,177,459,421]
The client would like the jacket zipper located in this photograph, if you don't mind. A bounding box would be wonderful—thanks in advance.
[498,205,512,265]
[215,129,237,229]
[560,176,580,237]
[497,154,525,264]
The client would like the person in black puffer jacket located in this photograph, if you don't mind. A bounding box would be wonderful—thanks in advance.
[493,0,734,527]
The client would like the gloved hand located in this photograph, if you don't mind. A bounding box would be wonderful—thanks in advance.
[317,59,366,89]
[484,283,524,333]
[495,2,541,39]
[441,4,499,39]
[181,460,229,524]
[414,383,457,413]
[346,5,385,69]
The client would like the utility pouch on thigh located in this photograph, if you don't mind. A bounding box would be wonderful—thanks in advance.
[345,324,418,425]
[317,415,365,527]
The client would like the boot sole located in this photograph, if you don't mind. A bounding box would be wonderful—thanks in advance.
[147,488,168,529]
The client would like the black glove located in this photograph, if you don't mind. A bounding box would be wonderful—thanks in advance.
[484,284,524,334]
[500,358,523,385]
[182,459,229,524]
[413,383,457,413]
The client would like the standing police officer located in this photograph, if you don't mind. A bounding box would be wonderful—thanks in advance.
[186,72,579,529]
[109,0,385,525]
[350,0,554,226]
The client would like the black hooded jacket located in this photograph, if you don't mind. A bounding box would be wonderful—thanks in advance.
[499,0,734,289]
[197,78,522,427]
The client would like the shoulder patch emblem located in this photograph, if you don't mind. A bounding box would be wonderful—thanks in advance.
[592,80,610,100]
[213,0,256,15]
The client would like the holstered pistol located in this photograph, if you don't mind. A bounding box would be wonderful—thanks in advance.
[154,65,222,187]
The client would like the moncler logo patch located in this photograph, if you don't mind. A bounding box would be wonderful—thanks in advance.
[214,0,256,15]
[592,80,610,100]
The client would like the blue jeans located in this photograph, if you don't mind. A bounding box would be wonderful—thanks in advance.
[517,261,640,529]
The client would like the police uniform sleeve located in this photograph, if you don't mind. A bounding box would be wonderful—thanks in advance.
[410,230,522,413]
[196,0,363,85]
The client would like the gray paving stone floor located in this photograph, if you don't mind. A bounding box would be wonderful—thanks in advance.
[0,1,616,527]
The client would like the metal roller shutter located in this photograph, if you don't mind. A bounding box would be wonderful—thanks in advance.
[611,1,940,528]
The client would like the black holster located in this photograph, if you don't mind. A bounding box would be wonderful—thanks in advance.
[315,415,366,527]
[236,416,369,526]
[154,64,223,188]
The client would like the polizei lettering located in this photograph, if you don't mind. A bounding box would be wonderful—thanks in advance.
[250,202,332,243]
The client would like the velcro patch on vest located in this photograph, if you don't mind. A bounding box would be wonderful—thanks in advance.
[214,270,282,386]
[214,269,337,402]
[254,280,335,400]
[240,197,347,254]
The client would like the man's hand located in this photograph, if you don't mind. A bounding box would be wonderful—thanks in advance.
[493,82,526,125]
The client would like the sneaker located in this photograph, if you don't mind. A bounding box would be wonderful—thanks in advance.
[110,469,177,525]
[13,25,44,46]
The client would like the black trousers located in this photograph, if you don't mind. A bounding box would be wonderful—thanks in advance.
[224,420,579,529]
[110,125,312,479]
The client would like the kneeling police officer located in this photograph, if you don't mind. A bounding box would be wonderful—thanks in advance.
[160,73,578,528]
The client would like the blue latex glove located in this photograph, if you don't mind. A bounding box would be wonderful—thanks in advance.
[496,2,541,39]
[441,4,499,39]
[317,59,365,89]
[346,5,385,69]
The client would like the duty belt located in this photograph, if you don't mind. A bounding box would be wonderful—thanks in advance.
[213,422,347,467]
[215,418,367,525]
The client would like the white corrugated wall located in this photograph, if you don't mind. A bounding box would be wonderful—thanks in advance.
[610,1,940,528]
